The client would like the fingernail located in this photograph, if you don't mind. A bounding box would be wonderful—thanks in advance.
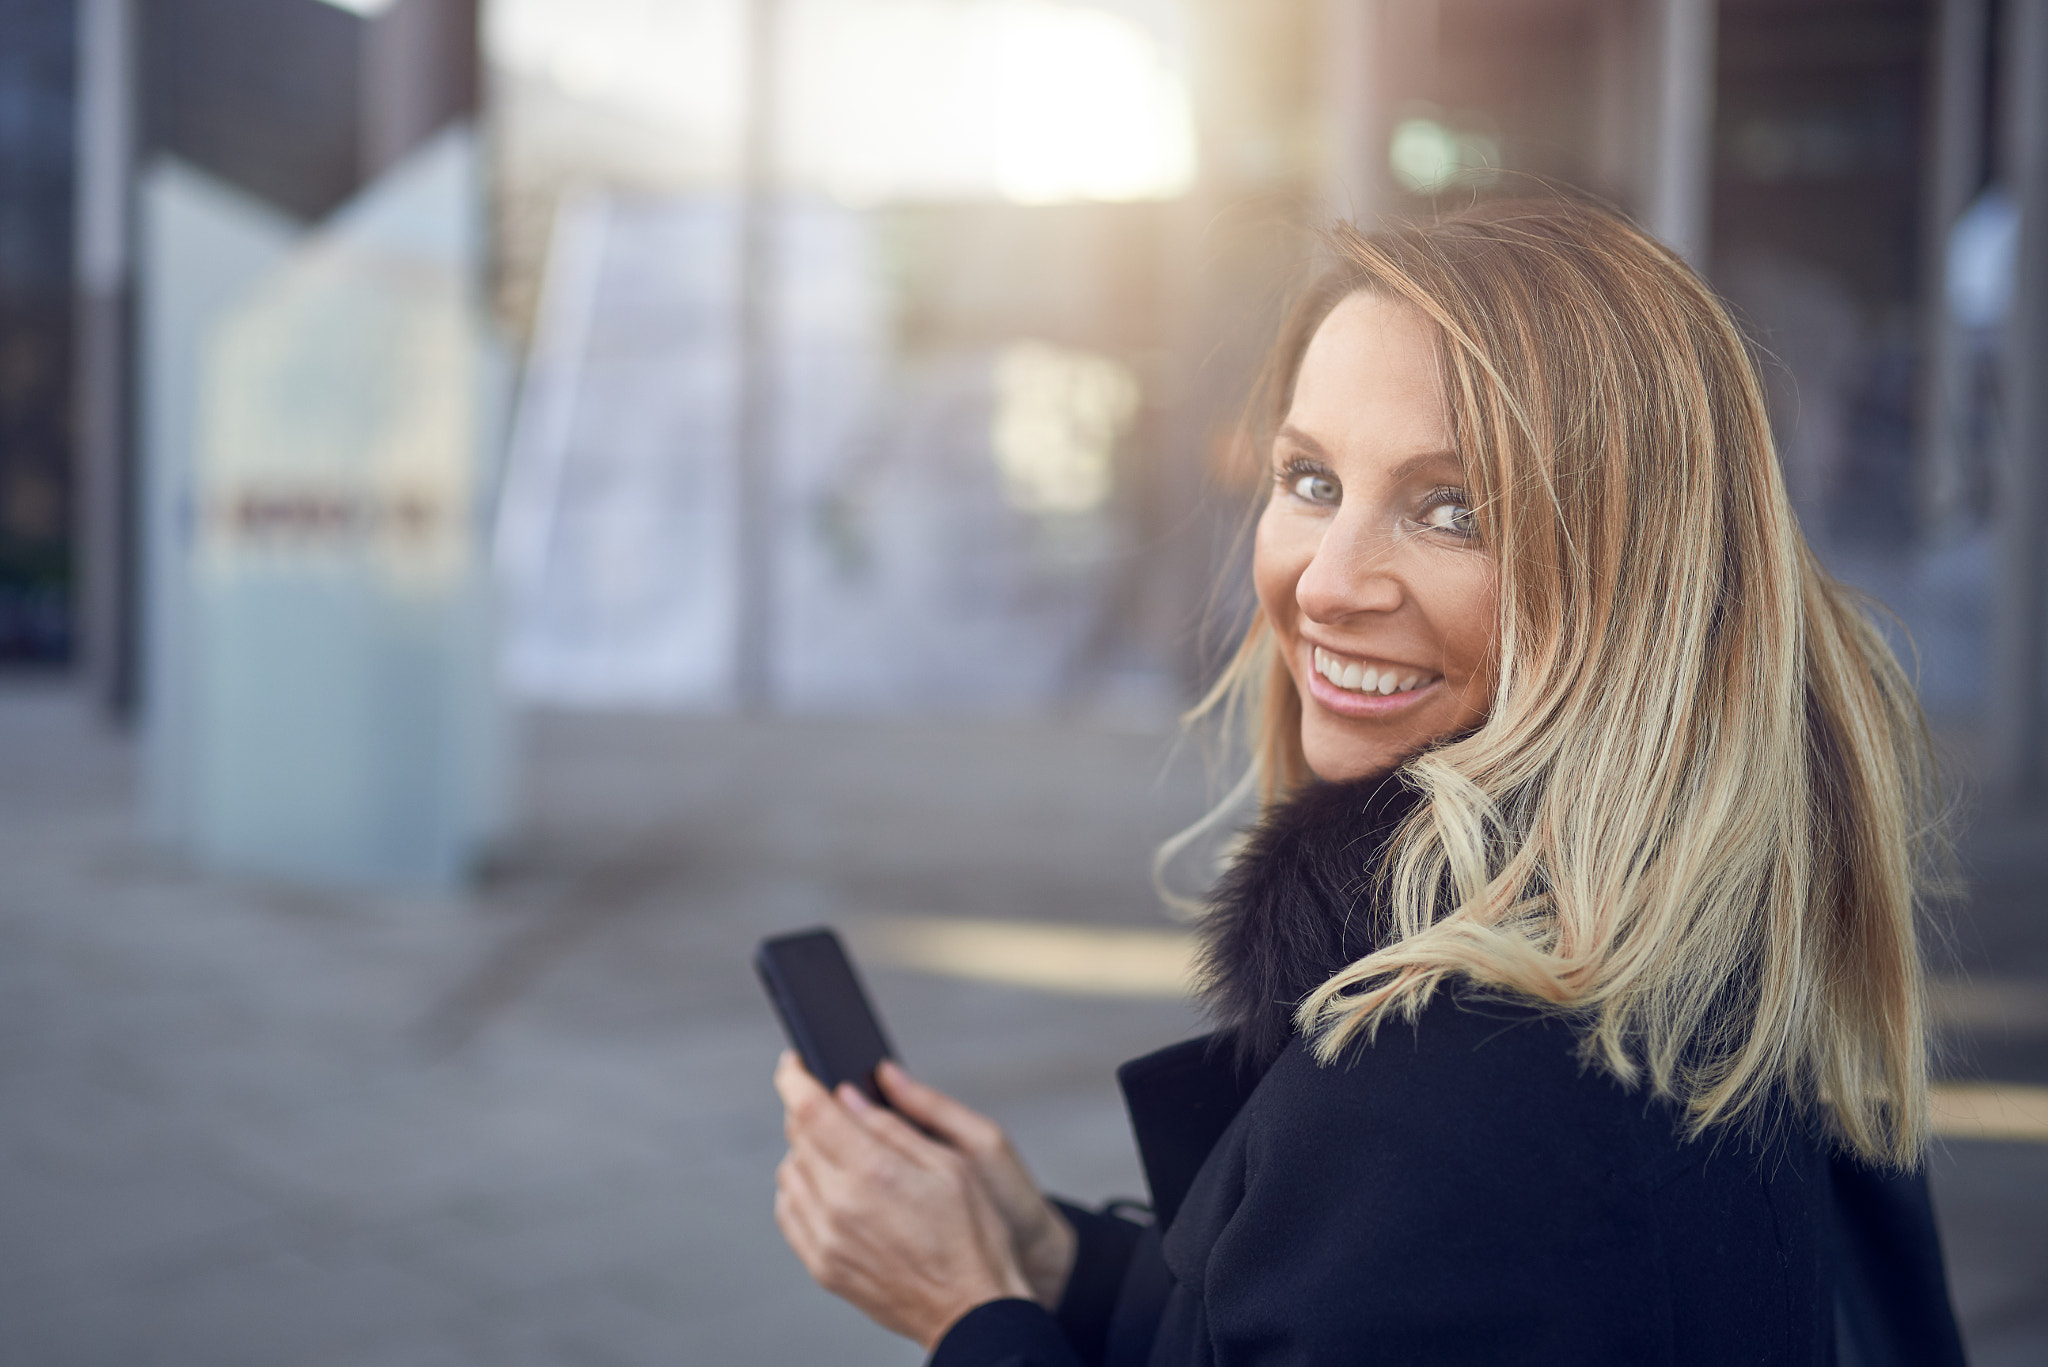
[839,1083,872,1112]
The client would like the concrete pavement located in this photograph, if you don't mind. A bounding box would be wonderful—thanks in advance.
[0,680,2040,1365]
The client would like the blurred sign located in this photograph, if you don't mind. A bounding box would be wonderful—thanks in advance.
[198,224,474,591]
[143,128,504,888]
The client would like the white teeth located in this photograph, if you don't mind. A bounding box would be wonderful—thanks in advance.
[1313,646,1442,696]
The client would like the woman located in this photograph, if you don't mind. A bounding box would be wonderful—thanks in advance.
[771,199,1966,1365]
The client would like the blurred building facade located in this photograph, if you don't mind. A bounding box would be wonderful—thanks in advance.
[7,0,2048,802]
[0,0,77,664]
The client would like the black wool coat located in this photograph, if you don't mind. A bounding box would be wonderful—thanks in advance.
[928,773,1966,1367]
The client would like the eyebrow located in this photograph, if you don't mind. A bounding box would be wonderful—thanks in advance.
[1274,424,1464,483]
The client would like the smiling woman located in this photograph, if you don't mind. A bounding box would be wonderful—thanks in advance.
[772,199,1967,1367]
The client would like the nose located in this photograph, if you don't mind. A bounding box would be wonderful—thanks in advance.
[1295,507,1403,624]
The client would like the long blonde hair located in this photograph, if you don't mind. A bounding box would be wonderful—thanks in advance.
[1192,199,1944,1167]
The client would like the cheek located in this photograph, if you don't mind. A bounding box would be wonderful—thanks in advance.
[1440,565,1500,685]
[1251,509,1307,625]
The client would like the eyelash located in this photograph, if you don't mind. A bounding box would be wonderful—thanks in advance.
[1420,485,1471,516]
[1275,457,1328,493]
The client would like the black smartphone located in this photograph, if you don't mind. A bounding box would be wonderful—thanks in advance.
[755,926,896,1105]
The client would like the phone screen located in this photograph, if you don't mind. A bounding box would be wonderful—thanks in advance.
[755,927,895,1104]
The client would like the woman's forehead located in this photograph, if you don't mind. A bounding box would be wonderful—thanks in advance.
[1286,294,1453,465]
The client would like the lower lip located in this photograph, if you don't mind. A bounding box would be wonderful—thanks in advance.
[1304,658,1441,718]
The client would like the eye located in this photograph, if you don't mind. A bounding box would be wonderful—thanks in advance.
[1282,464,1340,506]
[1417,489,1477,537]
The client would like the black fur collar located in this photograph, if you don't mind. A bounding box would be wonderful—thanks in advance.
[1195,771,1424,1074]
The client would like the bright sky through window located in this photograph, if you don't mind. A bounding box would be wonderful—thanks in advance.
[488,0,1197,205]
[787,0,1196,205]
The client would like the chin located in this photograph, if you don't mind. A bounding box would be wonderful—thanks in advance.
[1299,724,1409,783]
[1304,753,1401,784]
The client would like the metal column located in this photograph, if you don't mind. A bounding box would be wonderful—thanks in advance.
[733,0,782,710]
[73,0,137,718]
[1918,0,1991,544]
[1646,0,1717,269]
[1322,0,1385,223]
[1994,0,2048,801]
[1321,0,1435,225]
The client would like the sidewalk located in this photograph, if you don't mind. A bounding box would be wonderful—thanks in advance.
[0,681,2040,1365]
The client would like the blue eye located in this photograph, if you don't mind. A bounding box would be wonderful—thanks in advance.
[1419,495,1476,536]
[1289,472,1339,505]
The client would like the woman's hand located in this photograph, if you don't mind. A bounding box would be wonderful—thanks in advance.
[871,1060,1078,1308]
[773,1052,1048,1349]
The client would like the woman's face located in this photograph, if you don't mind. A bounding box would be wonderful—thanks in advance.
[1254,292,1497,782]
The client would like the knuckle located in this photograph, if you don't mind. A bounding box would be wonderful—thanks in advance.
[815,1227,849,1267]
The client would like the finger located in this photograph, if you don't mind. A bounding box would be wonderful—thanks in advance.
[786,1097,907,1193]
[774,1050,828,1110]
[876,1060,1006,1155]
[774,1154,835,1278]
[839,1081,952,1167]
[777,1059,889,1171]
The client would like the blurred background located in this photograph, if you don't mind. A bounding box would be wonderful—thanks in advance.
[1,0,2044,1362]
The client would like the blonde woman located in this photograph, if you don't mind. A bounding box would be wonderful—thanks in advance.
[771,199,1966,1366]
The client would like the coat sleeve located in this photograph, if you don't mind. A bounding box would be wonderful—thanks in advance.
[928,1300,1084,1367]
[1050,1199,1149,1364]
[1176,997,1675,1366]
[927,1199,1151,1367]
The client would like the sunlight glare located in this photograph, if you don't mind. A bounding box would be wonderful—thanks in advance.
[789,0,1196,205]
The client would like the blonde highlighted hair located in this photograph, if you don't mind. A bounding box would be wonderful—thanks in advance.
[1193,198,1944,1167]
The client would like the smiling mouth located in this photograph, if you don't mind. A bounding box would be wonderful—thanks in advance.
[1311,645,1439,698]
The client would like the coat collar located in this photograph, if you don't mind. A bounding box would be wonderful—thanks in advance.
[1193,769,1423,1073]
[1121,769,1423,1227]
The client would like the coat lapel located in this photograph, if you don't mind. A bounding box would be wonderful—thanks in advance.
[1115,1033,1263,1230]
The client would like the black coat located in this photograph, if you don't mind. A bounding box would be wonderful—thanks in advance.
[927,775,1966,1367]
